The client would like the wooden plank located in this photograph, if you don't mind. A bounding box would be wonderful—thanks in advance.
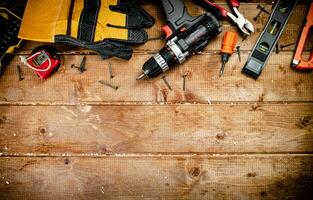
[0,53,312,103]
[0,104,312,154]
[16,3,310,54]
[0,155,312,200]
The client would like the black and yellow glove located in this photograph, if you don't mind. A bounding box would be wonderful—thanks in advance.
[19,0,154,60]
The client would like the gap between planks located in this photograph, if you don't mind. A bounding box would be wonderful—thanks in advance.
[0,101,313,106]
[1,153,313,158]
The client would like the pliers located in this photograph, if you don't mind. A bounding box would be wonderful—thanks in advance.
[196,0,254,36]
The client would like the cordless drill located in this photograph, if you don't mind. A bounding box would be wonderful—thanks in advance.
[137,0,222,80]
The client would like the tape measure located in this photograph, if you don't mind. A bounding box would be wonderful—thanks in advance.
[20,45,61,79]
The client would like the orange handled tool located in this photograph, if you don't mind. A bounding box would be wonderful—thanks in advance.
[220,31,238,77]
[292,2,313,70]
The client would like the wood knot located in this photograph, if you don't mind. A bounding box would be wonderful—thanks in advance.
[39,127,46,134]
[258,93,265,102]
[216,133,226,140]
[189,167,200,177]
[251,104,261,111]
[64,158,70,165]
[260,191,267,197]
[247,172,257,177]
[0,114,7,123]
[298,116,313,128]
[184,92,196,101]
[100,145,112,154]
[182,70,192,78]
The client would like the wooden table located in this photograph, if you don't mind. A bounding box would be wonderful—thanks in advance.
[0,0,312,199]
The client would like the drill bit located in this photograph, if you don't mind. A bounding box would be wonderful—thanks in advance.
[136,73,146,80]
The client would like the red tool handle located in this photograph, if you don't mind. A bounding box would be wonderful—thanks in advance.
[292,2,313,70]
[201,0,228,18]
[228,0,240,8]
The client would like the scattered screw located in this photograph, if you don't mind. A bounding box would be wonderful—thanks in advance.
[258,4,271,15]
[108,63,114,79]
[161,76,172,91]
[71,56,86,73]
[254,4,271,21]
[182,74,187,91]
[99,80,119,90]
[16,65,24,81]
[280,43,296,49]
[64,158,70,165]
[275,43,280,54]
[236,46,241,62]
[254,10,263,21]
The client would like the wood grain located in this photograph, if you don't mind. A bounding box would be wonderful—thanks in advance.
[0,104,312,154]
[1,53,312,104]
[0,1,312,199]
[0,155,312,200]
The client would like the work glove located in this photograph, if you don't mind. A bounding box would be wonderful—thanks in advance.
[18,0,155,60]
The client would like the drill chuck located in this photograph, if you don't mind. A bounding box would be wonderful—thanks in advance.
[137,13,221,80]
[140,47,176,79]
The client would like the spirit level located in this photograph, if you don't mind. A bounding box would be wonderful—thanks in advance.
[242,0,299,79]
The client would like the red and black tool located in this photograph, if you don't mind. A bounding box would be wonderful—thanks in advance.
[20,45,61,79]
[291,2,313,70]
[137,0,221,80]
[195,0,254,36]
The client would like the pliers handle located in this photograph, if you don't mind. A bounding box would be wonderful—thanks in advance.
[195,0,254,36]
[198,0,240,19]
